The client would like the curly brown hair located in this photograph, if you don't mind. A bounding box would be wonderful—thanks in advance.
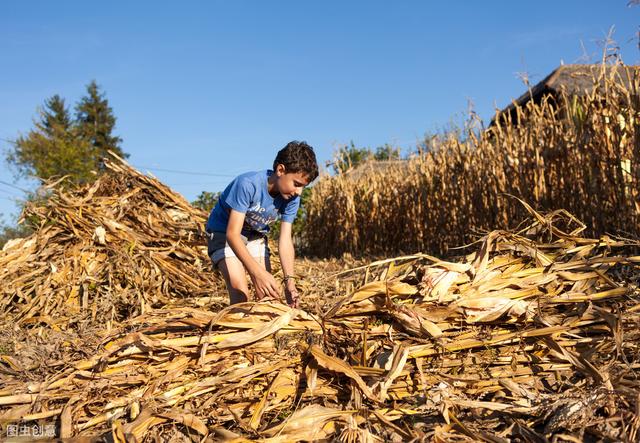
[273,141,319,181]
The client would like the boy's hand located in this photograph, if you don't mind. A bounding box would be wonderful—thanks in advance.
[284,279,299,308]
[252,269,281,300]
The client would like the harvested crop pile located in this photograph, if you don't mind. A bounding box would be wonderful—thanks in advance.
[0,156,226,329]
[1,204,638,441]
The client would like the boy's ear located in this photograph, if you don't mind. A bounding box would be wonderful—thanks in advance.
[275,163,286,176]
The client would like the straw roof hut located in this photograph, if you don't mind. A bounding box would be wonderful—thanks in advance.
[493,63,640,125]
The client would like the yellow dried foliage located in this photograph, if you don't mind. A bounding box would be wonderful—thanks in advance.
[1,198,639,441]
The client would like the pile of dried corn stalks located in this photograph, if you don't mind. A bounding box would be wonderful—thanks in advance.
[0,157,225,330]
[1,189,639,441]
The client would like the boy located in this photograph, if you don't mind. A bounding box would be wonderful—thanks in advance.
[206,141,319,307]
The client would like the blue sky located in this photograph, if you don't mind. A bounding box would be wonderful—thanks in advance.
[0,1,637,222]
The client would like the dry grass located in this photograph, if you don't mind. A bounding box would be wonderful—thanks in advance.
[1,198,639,441]
[0,157,227,328]
[304,63,640,257]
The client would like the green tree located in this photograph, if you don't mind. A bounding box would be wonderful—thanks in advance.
[75,80,127,167]
[192,191,220,212]
[6,82,127,188]
[330,142,403,174]
[330,141,373,174]
[291,187,312,238]
[0,215,32,249]
[373,144,401,161]
[7,95,96,186]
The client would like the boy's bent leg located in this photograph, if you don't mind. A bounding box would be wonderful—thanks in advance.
[218,257,250,304]
[250,237,272,273]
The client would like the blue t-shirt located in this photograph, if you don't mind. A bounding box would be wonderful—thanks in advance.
[206,170,300,236]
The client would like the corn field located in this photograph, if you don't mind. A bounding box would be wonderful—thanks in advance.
[304,63,640,257]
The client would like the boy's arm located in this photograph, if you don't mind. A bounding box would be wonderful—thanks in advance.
[226,209,280,299]
[278,221,299,307]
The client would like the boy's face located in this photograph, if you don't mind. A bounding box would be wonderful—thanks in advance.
[274,164,310,200]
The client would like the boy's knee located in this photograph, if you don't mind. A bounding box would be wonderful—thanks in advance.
[228,279,248,292]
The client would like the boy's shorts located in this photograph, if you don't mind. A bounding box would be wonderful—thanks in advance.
[207,231,270,266]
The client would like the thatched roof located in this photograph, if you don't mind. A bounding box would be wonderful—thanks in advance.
[496,64,640,121]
